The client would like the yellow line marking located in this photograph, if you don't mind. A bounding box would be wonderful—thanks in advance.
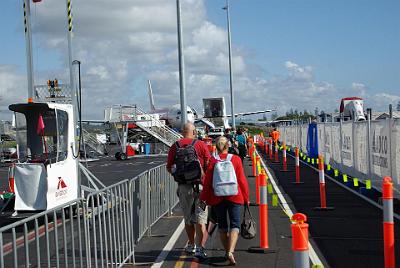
[174,253,190,268]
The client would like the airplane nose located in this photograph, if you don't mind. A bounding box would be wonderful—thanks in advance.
[188,114,195,123]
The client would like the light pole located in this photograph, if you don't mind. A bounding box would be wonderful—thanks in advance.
[223,0,235,130]
[72,60,83,156]
[176,0,187,127]
[22,0,35,101]
[72,60,81,115]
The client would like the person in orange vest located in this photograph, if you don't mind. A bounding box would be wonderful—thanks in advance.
[246,135,253,156]
[271,128,280,145]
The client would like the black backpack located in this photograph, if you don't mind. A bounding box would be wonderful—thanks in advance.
[173,140,202,184]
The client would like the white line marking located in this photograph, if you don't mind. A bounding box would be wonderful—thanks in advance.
[151,219,185,268]
[258,152,324,267]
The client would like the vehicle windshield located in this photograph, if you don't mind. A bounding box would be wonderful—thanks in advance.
[13,106,68,164]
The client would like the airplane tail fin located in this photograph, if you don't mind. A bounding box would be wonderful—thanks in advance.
[148,80,156,111]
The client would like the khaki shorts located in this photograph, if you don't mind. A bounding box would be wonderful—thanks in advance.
[177,184,208,225]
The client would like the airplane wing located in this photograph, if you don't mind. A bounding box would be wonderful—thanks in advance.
[226,109,273,117]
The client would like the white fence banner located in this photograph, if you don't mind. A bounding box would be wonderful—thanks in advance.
[278,118,400,196]
[354,121,368,175]
[317,123,325,159]
[301,125,308,152]
[394,120,400,191]
[370,120,391,180]
[331,123,341,167]
[341,122,354,168]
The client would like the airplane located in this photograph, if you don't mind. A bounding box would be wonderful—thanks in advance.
[148,81,274,130]
[148,80,205,130]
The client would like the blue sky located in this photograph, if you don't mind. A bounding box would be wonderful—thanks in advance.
[0,0,399,119]
[206,0,400,91]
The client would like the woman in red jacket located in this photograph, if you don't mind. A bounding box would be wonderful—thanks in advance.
[200,136,249,265]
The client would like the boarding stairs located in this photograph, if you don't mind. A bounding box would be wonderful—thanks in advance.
[2,129,16,141]
[134,107,182,147]
[82,129,107,155]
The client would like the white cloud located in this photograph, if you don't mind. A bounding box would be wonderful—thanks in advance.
[351,82,367,97]
[285,60,313,80]
[192,22,226,50]
[1,1,398,121]
[366,92,400,111]
[87,65,109,80]
[0,65,26,119]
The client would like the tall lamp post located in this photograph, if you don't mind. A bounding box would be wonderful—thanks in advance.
[176,0,187,127]
[72,60,83,157]
[223,0,235,130]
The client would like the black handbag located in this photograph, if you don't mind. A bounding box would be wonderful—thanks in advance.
[240,204,257,239]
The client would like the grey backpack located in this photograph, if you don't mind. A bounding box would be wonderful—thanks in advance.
[212,154,238,196]
[173,140,202,184]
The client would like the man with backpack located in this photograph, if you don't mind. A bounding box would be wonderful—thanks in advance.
[166,123,211,258]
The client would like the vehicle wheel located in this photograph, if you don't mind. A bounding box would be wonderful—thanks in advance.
[115,152,121,160]
[120,153,127,160]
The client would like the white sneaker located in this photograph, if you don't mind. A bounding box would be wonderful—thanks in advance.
[195,247,207,259]
[185,244,196,254]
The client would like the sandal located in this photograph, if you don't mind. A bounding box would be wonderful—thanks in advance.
[226,252,236,266]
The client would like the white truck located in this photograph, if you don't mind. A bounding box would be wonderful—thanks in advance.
[339,97,366,121]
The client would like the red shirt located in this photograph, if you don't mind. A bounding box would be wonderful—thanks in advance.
[200,153,249,206]
[167,138,211,174]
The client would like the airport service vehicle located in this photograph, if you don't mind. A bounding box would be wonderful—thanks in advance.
[340,97,366,121]
[203,97,273,129]
[1,0,106,214]
[207,127,225,140]
[9,102,79,211]
[104,105,182,160]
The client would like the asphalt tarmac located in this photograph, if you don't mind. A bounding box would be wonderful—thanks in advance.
[3,146,400,267]
[132,157,300,268]
[0,154,168,193]
[260,146,400,268]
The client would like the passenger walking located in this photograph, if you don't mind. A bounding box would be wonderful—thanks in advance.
[271,128,280,144]
[166,123,211,258]
[224,128,234,145]
[200,136,249,265]
[235,129,247,161]
[246,135,253,157]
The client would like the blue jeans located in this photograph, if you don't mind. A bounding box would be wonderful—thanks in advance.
[214,200,241,233]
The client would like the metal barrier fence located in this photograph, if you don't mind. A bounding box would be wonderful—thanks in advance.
[0,163,179,267]
[0,199,87,268]
[86,180,134,267]
[278,119,400,196]
[131,165,179,242]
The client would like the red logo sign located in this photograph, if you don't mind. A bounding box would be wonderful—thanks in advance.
[57,177,67,190]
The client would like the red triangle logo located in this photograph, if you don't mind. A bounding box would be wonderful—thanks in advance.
[57,177,67,190]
